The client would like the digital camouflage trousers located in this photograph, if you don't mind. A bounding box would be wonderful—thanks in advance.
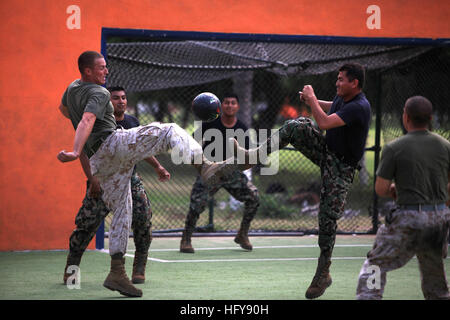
[69,171,152,257]
[185,170,259,232]
[89,123,202,255]
[276,117,356,256]
[356,207,450,300]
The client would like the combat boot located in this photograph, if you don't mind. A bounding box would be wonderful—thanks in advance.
[305,259,332,299]
[63,253,82,285]
[131,252,148,284]
[103,256,143,297]
[230,135,285,171]
[197,160,230,187]
[234,223,253,251]
[180,229,195,253]
[195,154,252,187]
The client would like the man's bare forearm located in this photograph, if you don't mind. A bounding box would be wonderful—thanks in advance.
[144,156,162,168]
[58,112,96,163]
[317,100,333,113]
[72,112,96,158]
[309,99,329,129]
[375,176,396,199]
[79,151,94,181]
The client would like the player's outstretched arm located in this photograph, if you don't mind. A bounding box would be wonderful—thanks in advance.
[57,112,96,163]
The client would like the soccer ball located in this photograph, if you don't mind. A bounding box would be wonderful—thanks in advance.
[191,92,221,122]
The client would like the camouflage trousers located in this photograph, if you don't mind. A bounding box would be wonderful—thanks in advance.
[90,123,202,255]
[69,171,152,257]
[356,207,450,300]
[185,170,259,232]
[276,117,356,255]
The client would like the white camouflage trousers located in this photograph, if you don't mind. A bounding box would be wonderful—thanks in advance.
[89,123,203,256]
[356,207,450,300]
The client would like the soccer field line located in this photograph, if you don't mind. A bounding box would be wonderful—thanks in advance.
[99,245,450,263]
[99,244,373,263]
[136,256,368,263]
[142,244,374,252]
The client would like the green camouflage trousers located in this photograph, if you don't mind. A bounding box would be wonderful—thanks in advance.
[356,207,450,300]
[184,170,259,231]
[69,171,152,256]
[277,117,356,254]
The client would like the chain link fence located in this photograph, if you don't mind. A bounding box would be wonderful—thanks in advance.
[102,35,449,236]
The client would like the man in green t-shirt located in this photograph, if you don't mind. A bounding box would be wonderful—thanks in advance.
[62,86,171,288]
[57,51,244,297]
[356,96,450,300]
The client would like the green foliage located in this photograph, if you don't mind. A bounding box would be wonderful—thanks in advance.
[257,193,298,219]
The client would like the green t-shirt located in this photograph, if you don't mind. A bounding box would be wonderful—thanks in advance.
[376,130,450,205]
[62,79,116,157]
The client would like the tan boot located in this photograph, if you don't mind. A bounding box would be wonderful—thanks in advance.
[196,136,281,186]
[63,253,81,285]
[180,229,195,253]
[230,135,283,170]
[131,252,148,284]
[197,160,231,187]
[103,256,143,297]
[195,154,250,187]
[305,259,332,299]
[234,224,253,251]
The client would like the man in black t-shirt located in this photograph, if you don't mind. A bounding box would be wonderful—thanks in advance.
[235,63,371,299]
[63,86,170,286]
[180,93,259,253]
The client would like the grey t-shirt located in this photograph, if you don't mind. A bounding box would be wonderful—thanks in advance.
[62,79,116,157]
[376,130,450,205]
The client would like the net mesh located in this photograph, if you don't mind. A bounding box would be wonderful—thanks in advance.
[102,38,449,235]
[107,41,431,90]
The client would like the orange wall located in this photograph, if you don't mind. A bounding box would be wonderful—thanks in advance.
[0,0,449,251]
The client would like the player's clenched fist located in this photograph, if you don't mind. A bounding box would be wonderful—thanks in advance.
[300,85,317,105]
[57,150,79,162]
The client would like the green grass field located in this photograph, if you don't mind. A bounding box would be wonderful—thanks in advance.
[1,235,448,301]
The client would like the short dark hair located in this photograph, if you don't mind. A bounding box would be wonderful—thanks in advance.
[107,86,126,93]
[78,51,103,74]
[405,96,433,128]
[222,92,239,103]
[339,63,365,89]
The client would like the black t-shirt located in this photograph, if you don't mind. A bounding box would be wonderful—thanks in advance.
[116,113,140,129]
[325,92,371,167]
[195,116,250,162]
[116,114,140,172]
